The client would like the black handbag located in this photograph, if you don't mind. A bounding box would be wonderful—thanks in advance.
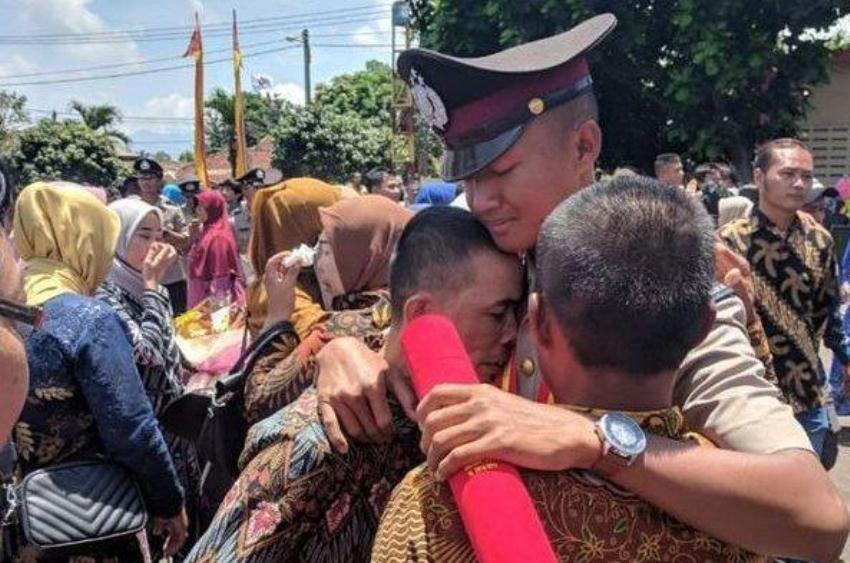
[160,321,298,504]
[16,460,147,558]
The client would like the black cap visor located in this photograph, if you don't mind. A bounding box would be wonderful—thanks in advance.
[442,123,525,181]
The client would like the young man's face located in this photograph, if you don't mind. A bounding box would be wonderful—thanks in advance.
[756,147,814,217]
[463,118,589,254]
[657,162,685,187]
[138,174,162,202]
[426,250,524,382]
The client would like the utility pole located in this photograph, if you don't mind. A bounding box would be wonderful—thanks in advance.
[287,29,312,105]
[390,1,414,172]
[302,29,311,105]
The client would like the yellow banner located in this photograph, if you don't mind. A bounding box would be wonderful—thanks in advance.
[233,9,248,178]
[184,13,209,188]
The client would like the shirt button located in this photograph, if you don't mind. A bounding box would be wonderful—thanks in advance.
[520,358,536,377]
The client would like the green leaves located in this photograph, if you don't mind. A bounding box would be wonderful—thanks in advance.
[413,0,849,175]
[12,119,127,187]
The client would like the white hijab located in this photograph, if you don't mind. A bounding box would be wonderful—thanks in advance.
[107,198,163,299]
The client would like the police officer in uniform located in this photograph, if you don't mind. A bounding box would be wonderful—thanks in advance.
[219,176,251,255]
[315,14,848,560]
[135,157,191,314]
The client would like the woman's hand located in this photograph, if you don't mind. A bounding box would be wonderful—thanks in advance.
[263,251,301,328]
[142,242,178,291]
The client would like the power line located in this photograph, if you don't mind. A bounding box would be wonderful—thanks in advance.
[0,30,392,81]
[0,4,393,41]
[28,109,193,122]
[0,9,391,45]
[0,38,286,79]
[0,45,300,87]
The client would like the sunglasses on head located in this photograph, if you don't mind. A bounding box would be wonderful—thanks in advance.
[0,296,42,328]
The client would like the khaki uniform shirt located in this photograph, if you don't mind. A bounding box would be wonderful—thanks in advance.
[156,196,188,286]
[516,288,812,454]
[229,199,252,255]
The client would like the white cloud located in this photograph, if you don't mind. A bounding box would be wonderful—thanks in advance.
[0,55,38,79]
[352,18,392,47]
[16,0,142,63]
[120,93,194,135]
[270,82,305,106]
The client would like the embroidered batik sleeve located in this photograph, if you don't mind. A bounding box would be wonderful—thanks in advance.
[243,324,308,424]
[746,315,780,387]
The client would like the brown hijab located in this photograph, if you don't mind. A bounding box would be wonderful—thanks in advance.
[247,178,341,336]
[319,195,412,295]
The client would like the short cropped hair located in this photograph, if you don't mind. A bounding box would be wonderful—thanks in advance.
[537,175,715,375]
[390,207,509,321]
[364,167,388,192]
[754,138,810,173]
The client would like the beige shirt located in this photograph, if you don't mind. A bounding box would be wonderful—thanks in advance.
[516,291,812,454]
[157,196,188,286]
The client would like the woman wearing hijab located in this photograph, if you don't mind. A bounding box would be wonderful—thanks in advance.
[185,195,413,563]
[11,183,188,560]
[187,190,246,310]
[96,199,208,549]
[243,194,412,421]
[246,177,341,336]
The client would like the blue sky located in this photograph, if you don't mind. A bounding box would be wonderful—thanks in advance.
[0,0,396,156]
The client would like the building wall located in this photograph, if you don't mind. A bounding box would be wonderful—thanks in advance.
[802,53,850,186]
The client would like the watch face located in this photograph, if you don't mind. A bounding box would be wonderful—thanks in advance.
[602,413,647,457]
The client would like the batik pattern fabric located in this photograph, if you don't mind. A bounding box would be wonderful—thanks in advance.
[720,211,850,413]
[372,408,766,563]
[96,280,210,544]
[184,291,424,563]
[242,290,391,424]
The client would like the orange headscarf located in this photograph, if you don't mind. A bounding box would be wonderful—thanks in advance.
[247,178,341,336]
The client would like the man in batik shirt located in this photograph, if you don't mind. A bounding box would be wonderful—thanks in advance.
[373,176,764,562]
[720,138,850,457]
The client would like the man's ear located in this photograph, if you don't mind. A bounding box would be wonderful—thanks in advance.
[753,167,765,190]
[575,120,602,166]
[402,293,432,324]
[529,292,554,352]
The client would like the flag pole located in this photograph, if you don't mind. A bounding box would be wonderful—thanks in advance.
[233,9,248,178]
[183,12,209,188]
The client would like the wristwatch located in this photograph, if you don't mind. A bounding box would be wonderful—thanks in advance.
[593,412,647,473]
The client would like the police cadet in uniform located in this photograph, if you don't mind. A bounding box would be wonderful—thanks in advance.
[135,157,192,314]
[178,175,202,217]
[313,14,848,561]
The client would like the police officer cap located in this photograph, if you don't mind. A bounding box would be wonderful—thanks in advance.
[397,13,616,181]
[178,175,201,194]
[133,157,164,177]
[235,168,266,186]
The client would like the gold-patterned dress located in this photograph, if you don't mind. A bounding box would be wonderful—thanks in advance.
[372,408,765,563]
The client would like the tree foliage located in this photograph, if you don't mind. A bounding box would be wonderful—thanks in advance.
[412,0,850,175]
[12,119,128,187]
[314,60,393,123]
[205,88,286,172]
[271,103,392,182]
[0,90,28,146]
[69,101,130,144]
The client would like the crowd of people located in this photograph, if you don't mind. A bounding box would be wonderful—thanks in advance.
[2,11,850,563]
